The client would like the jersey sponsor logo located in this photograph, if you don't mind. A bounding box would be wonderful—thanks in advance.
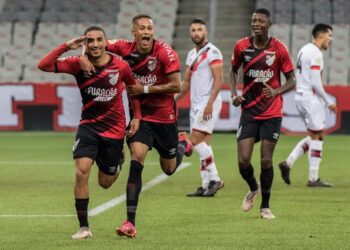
[158,40,176,61]
[85,86,117,102]
[247,69,274,83]
[266,54,275,66]
[147,57,157,71]
[109,72,119,86]
[133,73,157,85]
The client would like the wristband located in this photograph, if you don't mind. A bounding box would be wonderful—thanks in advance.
[144,85,149,94]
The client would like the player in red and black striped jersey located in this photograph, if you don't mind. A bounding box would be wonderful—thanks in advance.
[230,9,296,219]
[81,15,193,237]
[38,26,141,239]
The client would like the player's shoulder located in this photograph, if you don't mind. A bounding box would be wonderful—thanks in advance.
[270,37,289,51]
[110,53,129,67]
[154,39,178,61]
[235,37,250,47]
[208,42,222,53]
[108,39,133,47]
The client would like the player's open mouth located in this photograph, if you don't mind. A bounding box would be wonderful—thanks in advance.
[141,37,151,46]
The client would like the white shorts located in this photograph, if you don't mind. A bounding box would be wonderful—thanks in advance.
[295,97,326,131]
[190,99,222,134]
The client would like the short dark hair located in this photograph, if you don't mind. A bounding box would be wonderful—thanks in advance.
[190,18,206,25]
[132,14,152,24]
[312,23,332,38]
[254,8,271,19]
[84,26,106,36]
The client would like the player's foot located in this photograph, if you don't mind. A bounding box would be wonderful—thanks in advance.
[116,220,137,238]
[178,132,193,157]
[186,187,206,197]
[71,227,92,240]
[260,208,276,219]
[203,180,224,197]
[242,188,259,212]
[278,161,291,185]
[307,178,333,187]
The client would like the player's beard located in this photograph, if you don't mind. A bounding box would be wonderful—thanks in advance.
[192,35,205,46]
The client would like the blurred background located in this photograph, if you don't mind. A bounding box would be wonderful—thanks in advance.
[0,0,349,133]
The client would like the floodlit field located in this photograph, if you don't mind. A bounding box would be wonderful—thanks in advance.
[0,132,349,250]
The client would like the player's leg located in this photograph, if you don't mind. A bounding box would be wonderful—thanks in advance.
[258,118,282,219]
[96,138,124,189]
[71,126,97,239]
[279,100,311,184]
[117,122,151,237]
[305,100,332,187]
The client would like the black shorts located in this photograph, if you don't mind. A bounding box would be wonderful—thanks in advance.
[237,117,282,143]
[127,120,178,159]
[73,125,124,176]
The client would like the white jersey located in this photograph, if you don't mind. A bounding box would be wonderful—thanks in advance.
[295,43,332,106]
[186,42,223,107]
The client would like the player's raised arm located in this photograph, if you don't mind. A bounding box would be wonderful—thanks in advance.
[38,36,85,73]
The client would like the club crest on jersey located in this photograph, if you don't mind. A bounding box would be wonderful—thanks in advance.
[148,57,157,71]
[109,72,119,86]
[266,54,275,66]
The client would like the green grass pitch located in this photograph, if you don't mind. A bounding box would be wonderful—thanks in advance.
[0,132,349,249]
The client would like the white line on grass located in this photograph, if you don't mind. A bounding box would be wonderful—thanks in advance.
[0,162,191,218]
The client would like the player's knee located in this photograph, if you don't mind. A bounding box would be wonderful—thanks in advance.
[260,158,272,169]
[238,161,250,169]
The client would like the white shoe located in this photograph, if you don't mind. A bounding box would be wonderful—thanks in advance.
[72,227,92,240]
[242,189,259,212]
[260,208,276,219]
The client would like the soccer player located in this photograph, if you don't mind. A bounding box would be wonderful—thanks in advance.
[230,9,296,219]
[37,26,141,239]
[81,14,193,237]
[278,24,337,187]
[175,18,224,197]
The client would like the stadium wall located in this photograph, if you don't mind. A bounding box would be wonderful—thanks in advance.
[0,83,349,134]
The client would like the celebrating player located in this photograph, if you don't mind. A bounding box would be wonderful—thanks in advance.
[38,26,141,239]
[81,14,193,237]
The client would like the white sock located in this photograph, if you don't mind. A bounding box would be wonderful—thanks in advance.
[286,136,311,167]
[308,140,323,181]
[194,142,220,183]
[200,167,209,189]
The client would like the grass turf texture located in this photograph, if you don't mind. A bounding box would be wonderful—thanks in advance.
[0,132,349,249]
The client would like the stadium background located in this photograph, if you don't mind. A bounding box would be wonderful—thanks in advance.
[0,0,349,134]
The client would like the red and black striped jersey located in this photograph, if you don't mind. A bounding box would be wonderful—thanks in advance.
[38,43,137,139]
[231,36,294,120]
[107,39,180,123]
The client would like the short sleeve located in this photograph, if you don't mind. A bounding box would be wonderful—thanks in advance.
[278,43,294,73]
[231,42,242,70]
[208,47,223,65]
[310,54,323,70]
[160,47,180,74]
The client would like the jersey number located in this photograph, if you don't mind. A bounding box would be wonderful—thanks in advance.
[296,52,303,73]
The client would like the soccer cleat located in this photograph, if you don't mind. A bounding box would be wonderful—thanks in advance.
[278,161,291,185]
[203,180,225,197]
[186,187,206,197]
[116,220,137,238]
[260,208,276,219]
[307,178,333,187]
[178,132,193,157]
[242,188,259,212]
[71,227,92,240]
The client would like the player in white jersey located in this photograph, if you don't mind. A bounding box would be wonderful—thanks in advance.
[279,23,337,187]
[175,18,224,197]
